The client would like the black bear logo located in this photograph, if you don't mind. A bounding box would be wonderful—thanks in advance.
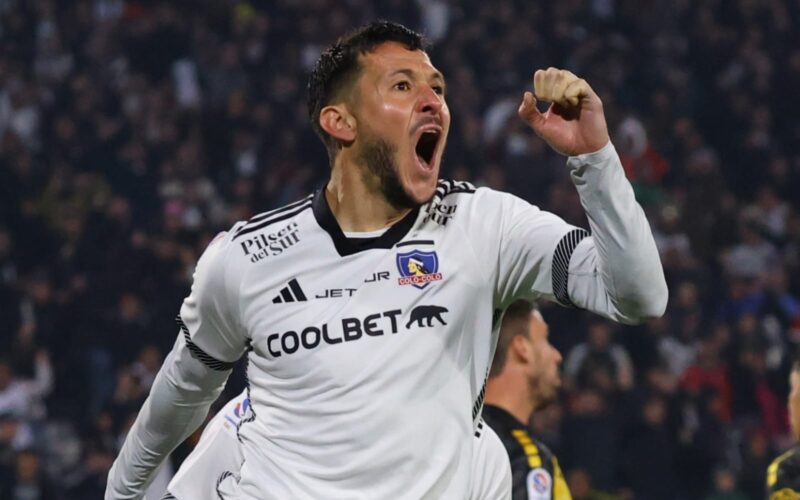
[406,305,449,328]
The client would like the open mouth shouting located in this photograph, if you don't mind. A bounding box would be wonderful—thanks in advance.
[413,125,443,172]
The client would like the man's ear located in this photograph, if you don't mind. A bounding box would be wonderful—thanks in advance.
[511,335,532,364]
[320,105,356,144]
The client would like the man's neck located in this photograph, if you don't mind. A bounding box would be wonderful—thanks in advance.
[484,372,536,426]
[327,156,412,232]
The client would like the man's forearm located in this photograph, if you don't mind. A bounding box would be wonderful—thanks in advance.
[106,338,231,499]
[567,141,668,323]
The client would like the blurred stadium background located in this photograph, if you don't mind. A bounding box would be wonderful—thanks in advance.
[1,0,799,498]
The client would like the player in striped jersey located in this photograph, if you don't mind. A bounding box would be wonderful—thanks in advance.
[484,300,571,500]
[107,21,667,499]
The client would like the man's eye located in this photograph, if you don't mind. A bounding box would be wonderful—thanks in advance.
[394,81,410,91]
[432,86,445,96]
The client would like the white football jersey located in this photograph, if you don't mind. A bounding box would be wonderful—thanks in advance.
[164,392,511,500]
[185,180,527,499]
[107,143,667,499]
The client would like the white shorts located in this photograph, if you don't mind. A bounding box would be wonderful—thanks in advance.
[164,395,510,500]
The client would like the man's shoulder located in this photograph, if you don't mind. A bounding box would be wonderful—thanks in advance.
[231,194,314,242]
[423,179,519,228]
[769,446,800,490]
[481,405,526,452]
[430,179,522,205]
[482,406,560,465]
[219,194,314,265]
[529,434,557,465]
[433,179,478,198]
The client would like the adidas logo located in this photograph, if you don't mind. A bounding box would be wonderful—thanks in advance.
[272,278,307,303]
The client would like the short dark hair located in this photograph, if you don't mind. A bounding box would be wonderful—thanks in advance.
[307,21,429,159]
[489,300,537,378]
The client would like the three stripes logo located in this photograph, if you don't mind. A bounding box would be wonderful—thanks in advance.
[272,278,307,303]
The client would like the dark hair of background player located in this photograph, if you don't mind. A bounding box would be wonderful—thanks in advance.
[490,300,538,378]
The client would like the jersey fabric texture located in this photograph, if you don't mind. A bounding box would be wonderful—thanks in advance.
[767,446,800,499]
[468,419,513,500]
[482,405,571,500]
[106,142,667,499]
[165,391,512,500]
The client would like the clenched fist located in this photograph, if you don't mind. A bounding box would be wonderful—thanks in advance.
[518,68,610,157]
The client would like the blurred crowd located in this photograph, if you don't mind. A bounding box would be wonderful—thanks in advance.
[1,0,799,498]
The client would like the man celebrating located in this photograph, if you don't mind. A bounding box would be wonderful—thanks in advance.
[484,301,571,499]
[107,21,667,499]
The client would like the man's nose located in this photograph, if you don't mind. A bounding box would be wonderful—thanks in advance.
[416,85,443,115]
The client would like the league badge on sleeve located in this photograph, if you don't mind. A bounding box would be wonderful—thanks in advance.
[224,396,251,428]
[396,250,443,289]
[527,468,553,500]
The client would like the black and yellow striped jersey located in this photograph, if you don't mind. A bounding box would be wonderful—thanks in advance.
[767,446,800,499]
[483,404,572,500]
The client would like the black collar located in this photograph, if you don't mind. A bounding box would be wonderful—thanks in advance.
[482,404,527,431]
[312,186,420,256]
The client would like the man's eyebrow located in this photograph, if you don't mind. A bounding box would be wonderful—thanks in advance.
[388,68,447,84]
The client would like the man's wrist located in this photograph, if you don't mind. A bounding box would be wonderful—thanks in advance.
[567,140,614,164]
[566,140,619,185]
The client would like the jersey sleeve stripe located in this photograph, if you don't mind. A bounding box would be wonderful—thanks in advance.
[175,316,236,371]
[232,202,312,241]
[552,228,590,307]
[215,470,239,500]
[239,194,313,228]
[431,179,476,203]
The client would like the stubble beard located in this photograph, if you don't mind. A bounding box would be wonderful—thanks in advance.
[531,374,558,412]
[356,133,423,211]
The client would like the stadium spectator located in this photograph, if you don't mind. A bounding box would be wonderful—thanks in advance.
[0,352,53,422]
[564,321,634,393]
[622,395,678,500]
[704,467,749,500]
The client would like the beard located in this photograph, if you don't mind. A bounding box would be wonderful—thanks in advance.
[356,133,421,211]
[532,376,559,411]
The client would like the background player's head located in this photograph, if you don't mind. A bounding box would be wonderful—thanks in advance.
[308,21,450,209]
[789,356,800,440]
[490,300,563,412]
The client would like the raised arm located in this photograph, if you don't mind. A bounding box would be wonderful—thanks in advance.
[488,68,667,323]
[563,141,668,322]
